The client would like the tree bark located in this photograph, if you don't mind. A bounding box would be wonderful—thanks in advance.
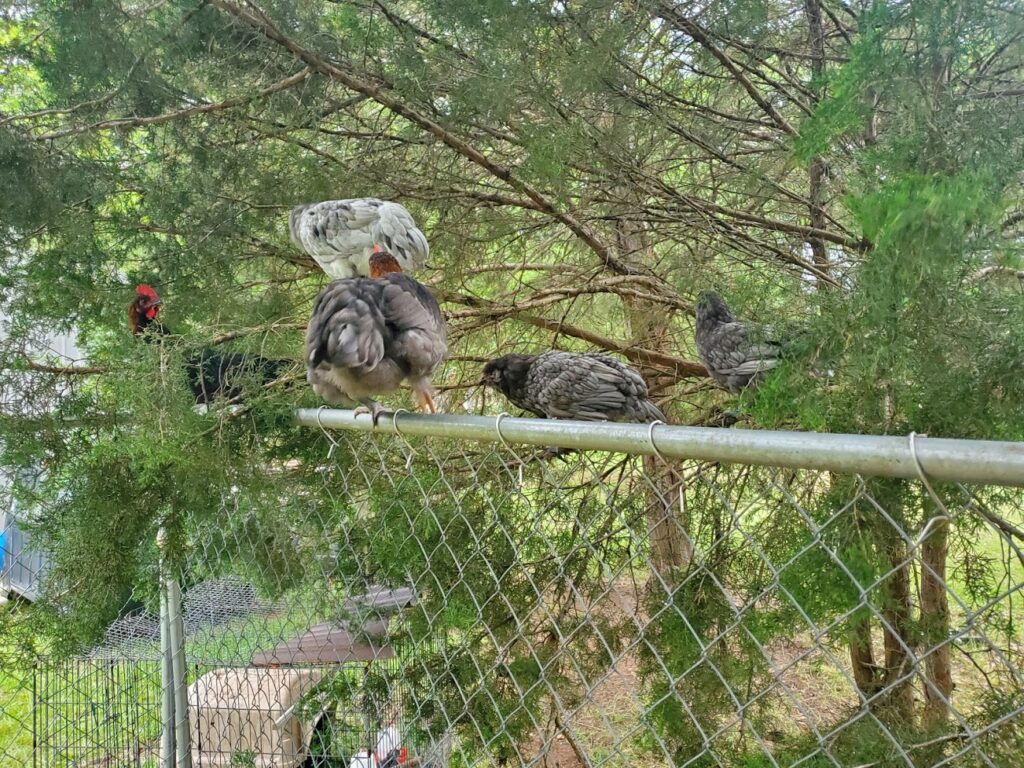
[881,538,916,725]
[920,508,953,729]
[849,615,880,696]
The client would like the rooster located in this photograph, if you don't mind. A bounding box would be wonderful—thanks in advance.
[129,284,290,405]
[289,199,429,279]
[304,248,448,424]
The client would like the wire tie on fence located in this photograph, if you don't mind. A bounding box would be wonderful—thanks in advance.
[391,409,416,470]
[314,406,340,461]
[646,420,671,463]
[494,412,513,451]
[908,431,951,548]
[494,412,524,483]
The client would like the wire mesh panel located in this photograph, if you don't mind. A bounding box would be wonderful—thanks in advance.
[33,658,163,767]
[2,416,1023,767]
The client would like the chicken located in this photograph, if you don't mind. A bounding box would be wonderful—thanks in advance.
[304,248,448,424]
[480,351,665,423]
[129,284,290,405]
[289,199,429,279]
[695,290,783,394]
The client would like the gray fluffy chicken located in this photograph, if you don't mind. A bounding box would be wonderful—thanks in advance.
[305,248,447,423]
[695,290,783,394]
[480,351,664,423]
[289,198,429,279]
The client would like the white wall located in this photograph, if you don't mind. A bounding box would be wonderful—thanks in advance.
[0,306,84,601]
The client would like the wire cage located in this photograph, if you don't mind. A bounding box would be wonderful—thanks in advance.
[33,656,163,768]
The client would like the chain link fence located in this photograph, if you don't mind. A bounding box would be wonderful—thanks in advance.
[2,411,1023,767]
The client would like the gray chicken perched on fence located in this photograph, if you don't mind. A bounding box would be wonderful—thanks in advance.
[289,198,429,279]
[695,290,783,394]
[305,248,447,424]
[480,351,665,423]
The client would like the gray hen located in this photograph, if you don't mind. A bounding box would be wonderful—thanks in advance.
[481,351,665,423]
[289,199,429,279]
[695,291,782,394]
[305,250,447,423]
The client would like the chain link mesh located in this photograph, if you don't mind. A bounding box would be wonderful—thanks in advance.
[2,418,1023,767]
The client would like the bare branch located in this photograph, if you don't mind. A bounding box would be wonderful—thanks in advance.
[18,360,107,375]
[520,314,707,379]
[437,289,707,379]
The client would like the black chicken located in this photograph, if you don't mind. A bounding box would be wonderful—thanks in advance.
[480,351,665,423]
[304,249,448,424]
[129,284,290,405]
[695,290,783,394]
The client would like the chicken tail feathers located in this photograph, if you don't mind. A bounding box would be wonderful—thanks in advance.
[639,398,667,424]
[306,298,388,377]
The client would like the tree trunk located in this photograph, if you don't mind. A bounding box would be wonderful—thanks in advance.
[920,507,953,729]
[643,458,692,576]
[615,210,692,583]
[881,538,916,726]
[849,615,880,696]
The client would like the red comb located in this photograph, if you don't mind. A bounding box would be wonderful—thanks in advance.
[372,244,383,254]
[136,284,159,298]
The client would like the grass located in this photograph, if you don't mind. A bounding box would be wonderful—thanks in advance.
[0,666,33,767]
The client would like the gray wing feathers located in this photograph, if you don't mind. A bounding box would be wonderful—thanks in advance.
[530,352,663,422]
[380,276,447,377]
[305,282,386,373]
[697,319,782,393]
[374,203,430,267]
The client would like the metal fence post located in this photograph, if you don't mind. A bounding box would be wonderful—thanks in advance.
[158,526,191,768]
[167,572,192,768]
[158,536,174,768]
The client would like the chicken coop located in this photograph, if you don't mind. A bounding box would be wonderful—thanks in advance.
[190,616,421,767]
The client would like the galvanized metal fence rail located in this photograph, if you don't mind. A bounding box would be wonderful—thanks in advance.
[2,411,1023,767]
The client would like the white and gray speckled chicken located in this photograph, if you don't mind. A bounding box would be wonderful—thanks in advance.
[305,249,447,423]
[480,351,665,423]
[695,290,783,394]
[289,198,429,279]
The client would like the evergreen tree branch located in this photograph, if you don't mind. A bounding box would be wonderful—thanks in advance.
[209,0,640,278]
[17,360,107,375]
[436,289,707,378]
[654,4,800,137]
[33,67,313,141]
